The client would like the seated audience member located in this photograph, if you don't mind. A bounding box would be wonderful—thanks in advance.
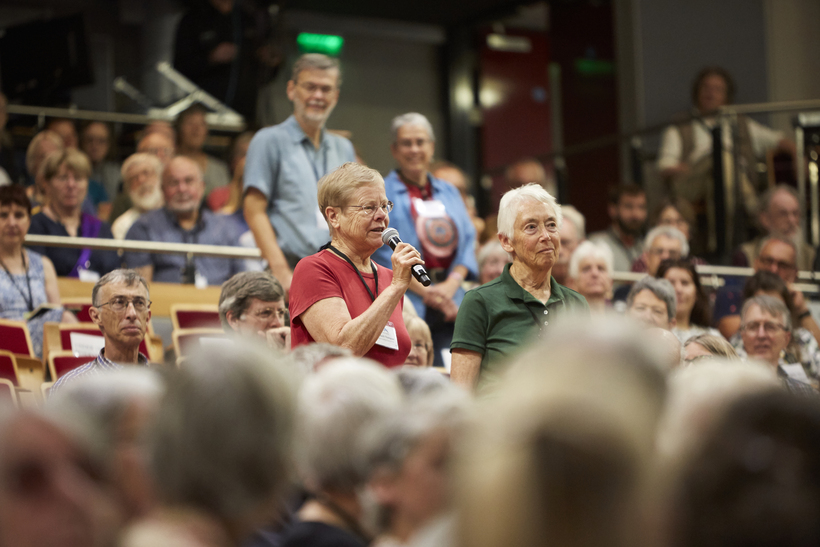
[669,390,820,547]
[458,317,666,547]
[403,316,434,368]
[682,333,739,364]
[81,121,122,203]
[0,93,21,186]
[552,204,585,286]
[46,368,164,521]
[714,235,803,338]
[125,156,245,285]
[111,153,164,239]
[735,184,814,270]
[656,258,720,344]
[0,185,76,357]
[51,269,152,394]
[110,129,177,223]
[633,225,687,275]
[475,239,511,286]
[729,271,820,379]
[176,103,230,197]
[0,406,125,547]
[48,118,109,215]
[47,117,79,149]
[206,131,254,212]
[372,113,477,368]
[588,184,647,272]
[504,157,557,196]
[738,295,816,395]
[121,344,295,547]
[24,130,64,204]
[567,240,614,314]
[451,184,589,390]
[361,386,467,546]
[219,271,289,351]
[430,160,486,240]
[27,148,120,279]
[283,343,353,378]
[625,276,676,330]
[290,162,422,368]
[652,197,698,252]
[285,359,404,547]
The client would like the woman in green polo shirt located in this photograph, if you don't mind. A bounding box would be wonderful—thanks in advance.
[450,184,589,389]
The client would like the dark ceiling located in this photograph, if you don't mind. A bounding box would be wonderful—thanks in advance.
[282,0,528,26]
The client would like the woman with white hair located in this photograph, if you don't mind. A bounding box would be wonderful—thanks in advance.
[283,359,404,547]
[451,184,589,389]
[568,240,613,314]
[371,112,477,368]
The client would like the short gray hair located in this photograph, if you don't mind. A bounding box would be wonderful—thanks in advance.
[283,343,353,378]
[497,183,563,239]
[390,112,435,144]
[626,277,677,322]
[121,153,163,189]
[758,234,797,257]
[741,295,792,331]
[92,269,150,307]
[219,271,285,330]
[291,53,342,86]
[644,225,689,257]
[569,240,614,279]
[477,240,510,270]
[148,343,295,522]
[760,184,799,216]
[296,358,403,493]
[561,205,586,239]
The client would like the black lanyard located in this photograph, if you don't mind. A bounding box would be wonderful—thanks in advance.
[0,250,33,312]
[327,245,378,303]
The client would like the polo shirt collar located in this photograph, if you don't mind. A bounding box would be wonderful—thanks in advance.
[500,263,564,306]
[283,115,326,147]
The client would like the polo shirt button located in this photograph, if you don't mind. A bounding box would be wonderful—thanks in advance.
[544,321,549,326]
[544,310,548,314]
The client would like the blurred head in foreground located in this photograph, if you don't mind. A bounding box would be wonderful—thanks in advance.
[456,316,668,547]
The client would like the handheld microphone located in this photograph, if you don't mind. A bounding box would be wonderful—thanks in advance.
[381,228,432,287]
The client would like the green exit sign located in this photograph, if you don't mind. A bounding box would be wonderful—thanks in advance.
[297,33,344,56]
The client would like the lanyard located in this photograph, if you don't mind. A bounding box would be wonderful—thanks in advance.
[327,245,378,303]
[302,140,328,183]
[0,250,33,312]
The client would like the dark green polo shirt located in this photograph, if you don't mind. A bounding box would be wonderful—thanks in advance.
[451,263,589,383]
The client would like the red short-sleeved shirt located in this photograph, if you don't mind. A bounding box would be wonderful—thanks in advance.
[289,250,411,367]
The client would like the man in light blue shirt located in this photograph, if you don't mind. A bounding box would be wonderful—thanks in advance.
[243,54,355,293]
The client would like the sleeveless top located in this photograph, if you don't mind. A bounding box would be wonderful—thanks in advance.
[0,251,63,357]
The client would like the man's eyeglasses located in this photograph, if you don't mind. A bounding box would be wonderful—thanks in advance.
[741,321,787,335]
[758,256,796,272]
[96,296,151,312]
[245,308,286,321]
[297,82,337,96]
[338,202,394,217]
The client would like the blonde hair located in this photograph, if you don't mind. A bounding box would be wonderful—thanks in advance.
[41,148,92,182]
[25,130,64,175]
[405,316,434,367]
[317,162,384,235]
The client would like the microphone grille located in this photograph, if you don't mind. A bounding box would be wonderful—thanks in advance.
[381,227,399,244]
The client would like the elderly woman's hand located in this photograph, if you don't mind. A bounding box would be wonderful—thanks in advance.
[390,242,424,290]
[423,285,459,322]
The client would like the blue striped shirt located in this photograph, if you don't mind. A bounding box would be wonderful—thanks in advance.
[50,349,149,396]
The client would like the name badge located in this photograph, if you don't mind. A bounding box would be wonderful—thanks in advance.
[194,271,209,289]
[316,207,329,231]
[781,363,811,384]
[78,269,100,283]
[413,198,447,218]
[375,322,399,350]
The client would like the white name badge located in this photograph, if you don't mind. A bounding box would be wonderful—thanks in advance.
[78,269,101,283]
[316,207,328,230]
[375,322,399,351]
[781,363,811,384]
[194,271,209,289]
[413,198,447,218]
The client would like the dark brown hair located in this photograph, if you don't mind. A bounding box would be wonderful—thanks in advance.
[0,185,31,216]
[657,258,711,327]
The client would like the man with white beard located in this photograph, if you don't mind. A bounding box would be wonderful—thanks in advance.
[734,185,814,271]
[111,153,165,239]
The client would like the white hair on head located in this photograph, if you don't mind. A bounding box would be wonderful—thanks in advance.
[497,183,563,239]
[477,239,510,269]
[561,205,586,239]
[569,240,614,279]
[391,112,435,144]
[644,225,689,257]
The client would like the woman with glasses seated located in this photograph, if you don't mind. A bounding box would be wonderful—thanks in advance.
[0,186,77,357]
[289,163,424,367]
[371,113,478,368]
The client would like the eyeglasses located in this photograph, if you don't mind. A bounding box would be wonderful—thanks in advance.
[741,321,787,335]
[96,296,151,312]
[648,248,682,259]
[757,256,796,272]
[297,82,337,96]
[396,138,432,149]
[245,308,286,321]
[338,202,394,217]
